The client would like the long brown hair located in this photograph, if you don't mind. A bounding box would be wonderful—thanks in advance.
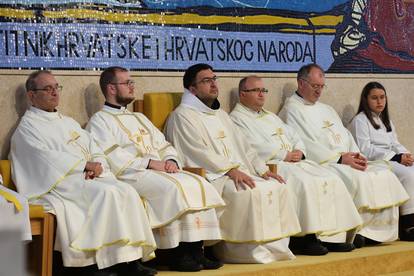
[357,82,392,132]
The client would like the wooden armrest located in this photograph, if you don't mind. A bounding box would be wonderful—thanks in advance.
[267,164,277,174]
[29,204,46,218]
[183,167,206,178]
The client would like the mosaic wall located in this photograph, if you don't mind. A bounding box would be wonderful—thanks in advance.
[0,0,413,72]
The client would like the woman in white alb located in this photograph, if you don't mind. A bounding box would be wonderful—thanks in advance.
[349,81,414,241]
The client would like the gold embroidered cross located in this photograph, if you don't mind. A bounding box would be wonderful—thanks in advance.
[217,130,226,139]
[145,145,152,154]
[274,128,291,151]
[323,120,334,128]
[322,121,342,144]
[221,143,230,157]
[68,131,92,161]
[67,131,80,144]
[217,131,230,157]
[129,132,143,145]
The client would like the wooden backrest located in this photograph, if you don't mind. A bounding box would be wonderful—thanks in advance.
[133,93,183,130]
[0,160,16,190]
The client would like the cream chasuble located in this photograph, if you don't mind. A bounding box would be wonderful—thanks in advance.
[0,175,31,241]
[165,90,301,264]
[279,93,409,242]
[86,105,224,249]
[350,112,414,216]
[10,107,156,269]
[230,103,362,241]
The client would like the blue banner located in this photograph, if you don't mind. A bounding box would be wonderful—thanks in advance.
[0,0,413,73]
[0,22,334,71]
[0,0,349,12]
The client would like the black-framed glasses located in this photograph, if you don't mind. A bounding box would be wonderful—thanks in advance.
[111,80,135,87]
[195,76,219,85]
[33,85,63,93]
[300,78,326,90]
[242,88,269,94]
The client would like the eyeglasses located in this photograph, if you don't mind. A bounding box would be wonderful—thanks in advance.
[33,85,63,93]
[242,88,269,94]
[111,80,135,87]
[195,76,219,85]
[300,78,326,90]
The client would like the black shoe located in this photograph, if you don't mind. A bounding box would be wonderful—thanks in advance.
[301,241,329,255]
[188,242,223,270]
[92,268,118,276]
[400,226,414,241]
[73,264,117,276]
[137,260,158,275]
[399,214,414,241]
[289,236,305,251]
[169,253,203,272]
[289,234,329,256]
[194,249,223,270]
[61,267,82,276]
[321,242,355,252]
[196,254,223,270]
[141,258,159,270]
[364,237,381,246]
[115,261,157,276]
[353,234,365,248]
[204,246,220,262]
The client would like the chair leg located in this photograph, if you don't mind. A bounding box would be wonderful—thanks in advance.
[41,214,55,276]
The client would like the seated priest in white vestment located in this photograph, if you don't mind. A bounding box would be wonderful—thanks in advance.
[279,64,409,248]
[0,174,31,241]
[10,70,158,276]
[86,66,225,272]
[349,81,414,241]
[165,63,302,264]
[230,75,362,254]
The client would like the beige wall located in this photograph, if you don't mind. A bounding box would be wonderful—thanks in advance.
[0,69,413,159]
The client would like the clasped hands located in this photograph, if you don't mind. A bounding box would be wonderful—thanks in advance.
[340,152,367,171]
[148,159,179,173]
[85,159,179,180]
[84,161,103,180]
[284,150,303,163]
[401,153,414,167]
[226,168,285,191]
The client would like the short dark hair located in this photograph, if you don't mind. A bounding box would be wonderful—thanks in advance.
[25,70,52,92]
[238,75,261,94]
[297,64,324,81]
[357,81,392,132]
[183,63,213,89]
[99,66,128,97]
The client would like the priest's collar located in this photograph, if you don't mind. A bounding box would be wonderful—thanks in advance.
[237,102,267,116]
[294,91,315,105]
[30,106,60,119]
[103,102,127,112]
[181,88,221,114]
